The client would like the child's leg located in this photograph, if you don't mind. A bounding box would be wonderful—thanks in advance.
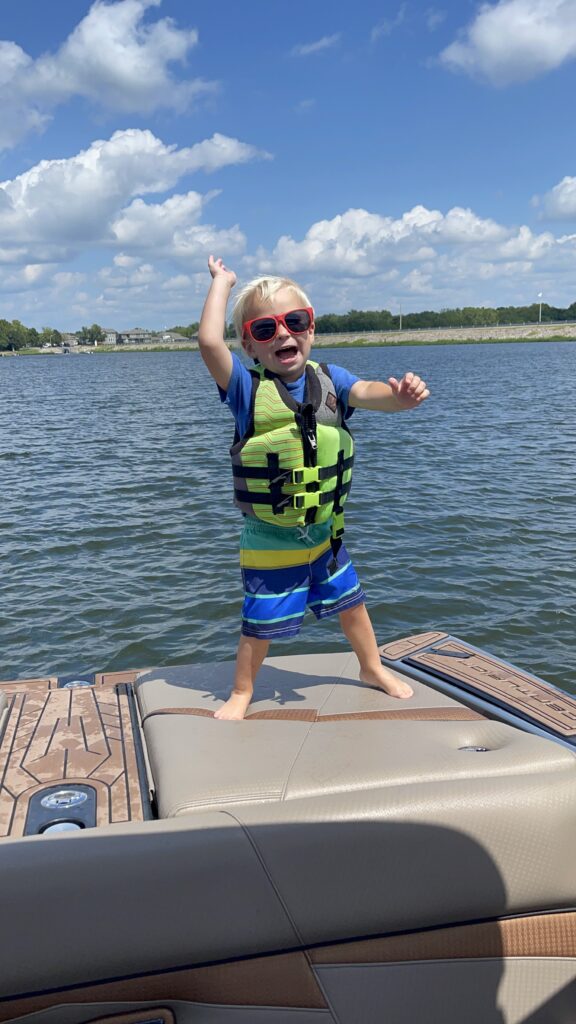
[214,633,270,720]
[339,603,413,699]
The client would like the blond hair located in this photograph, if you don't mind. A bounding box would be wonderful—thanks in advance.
[232,275,312,339]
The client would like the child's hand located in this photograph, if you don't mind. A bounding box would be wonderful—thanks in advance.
[388,372,430,409]
[208,255,237,287]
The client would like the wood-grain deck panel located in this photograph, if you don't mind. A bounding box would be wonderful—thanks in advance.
[0,686,145,836]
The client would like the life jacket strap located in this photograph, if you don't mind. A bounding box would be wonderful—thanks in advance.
[326,450,349,573]
[289,480,352,510]
[232,455,354,486]
[234,479,352,511]
[265,453,288,515]
[293,456,354,485]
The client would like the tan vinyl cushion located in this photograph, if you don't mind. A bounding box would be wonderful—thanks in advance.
[130,652,576,941]
[135,652,574,818]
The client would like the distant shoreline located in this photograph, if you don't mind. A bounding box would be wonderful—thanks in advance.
[3,334,576,356]
[3,318,576,357]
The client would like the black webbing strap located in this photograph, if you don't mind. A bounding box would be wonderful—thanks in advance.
[328,449,348,575]
[294,481,351,508]
[234,480,352,509]
[328,535,342,576]
[234,489,286,506]
[295,403,318,468]
[232,454,354,483]
[232,464,291,481]
[334,449,345,512]
[266,453,287,515]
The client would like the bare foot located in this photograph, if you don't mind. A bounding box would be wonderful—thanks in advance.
[214,691,253,720]
[359,665,413,699]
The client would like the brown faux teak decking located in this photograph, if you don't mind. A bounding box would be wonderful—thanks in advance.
[0,673,146,837]
[380,632,576,738]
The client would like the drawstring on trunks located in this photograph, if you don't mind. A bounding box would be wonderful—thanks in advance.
[296,525,313,544]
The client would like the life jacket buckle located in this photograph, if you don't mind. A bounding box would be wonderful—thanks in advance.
[292,466,321,486]
[292,492,322,510]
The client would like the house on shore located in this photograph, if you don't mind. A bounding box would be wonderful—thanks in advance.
[160,331,193,343]
[118,328,155,344]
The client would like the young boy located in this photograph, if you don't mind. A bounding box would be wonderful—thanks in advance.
[199,255,430,720]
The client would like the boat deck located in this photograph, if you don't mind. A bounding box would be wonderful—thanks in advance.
[0,672,149,837]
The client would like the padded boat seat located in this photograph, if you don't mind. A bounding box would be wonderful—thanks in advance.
[134,651,576,819]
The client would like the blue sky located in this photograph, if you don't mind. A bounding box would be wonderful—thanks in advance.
[1,0,576,330]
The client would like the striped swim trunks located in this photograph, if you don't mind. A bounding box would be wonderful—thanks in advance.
[240,518,365,640]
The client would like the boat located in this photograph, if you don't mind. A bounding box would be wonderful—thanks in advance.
[1,630,575,1023]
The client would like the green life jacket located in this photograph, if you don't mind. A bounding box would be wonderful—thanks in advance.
[231,361,354,540]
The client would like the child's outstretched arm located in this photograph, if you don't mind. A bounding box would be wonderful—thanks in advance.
[348,372,429,411]
[197,256,236,391]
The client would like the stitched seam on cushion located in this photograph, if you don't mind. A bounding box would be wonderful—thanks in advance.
[169,792,285,815]
[278,671,341,802]
[279,719,316,802]
[313,652,359,718]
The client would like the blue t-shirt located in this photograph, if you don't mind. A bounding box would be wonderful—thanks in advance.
[219,352,359,439]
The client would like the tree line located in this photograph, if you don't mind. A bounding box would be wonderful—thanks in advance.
[0,320,107,351]
[172,301,576,337]
[3,300,576,351]
[314,301,576,334]
[0,321,61,351]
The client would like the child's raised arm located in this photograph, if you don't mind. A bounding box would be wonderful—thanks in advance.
[348,372,429,411]
[197,256,236,391]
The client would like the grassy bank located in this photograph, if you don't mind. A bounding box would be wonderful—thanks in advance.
[3,334,576,357]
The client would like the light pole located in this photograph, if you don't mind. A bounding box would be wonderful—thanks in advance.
[399,301,402,332]
[537,292,543,324]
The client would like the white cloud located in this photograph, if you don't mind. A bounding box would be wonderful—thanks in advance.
[436,206,507,242]
[244,202,570,315]
[111,191,209,246]
[6,164,576,327]
[371,5,407,42]
[0,41,31,85]
[161,274,193,290]
[0,263,53,293]
[256,205,510,277]
[497,225,555,258]
[113,253,140,268]
[0,0,213,151]
[0,247,28,264]
[402,268,433,292]
[74,260,209,326]
[169,222,246,266]
[53,272,86,288]
[290,34,341,57]
[537,175,576,219]
[0,129,267,259]
[439,0,576,85]
[110,189,247,265]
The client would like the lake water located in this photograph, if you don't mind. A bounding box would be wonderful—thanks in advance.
[1,342,575,694]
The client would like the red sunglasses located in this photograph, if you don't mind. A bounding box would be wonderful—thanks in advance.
[242,307,314,344]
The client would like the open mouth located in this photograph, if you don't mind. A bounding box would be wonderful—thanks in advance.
[275,344,299,362]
